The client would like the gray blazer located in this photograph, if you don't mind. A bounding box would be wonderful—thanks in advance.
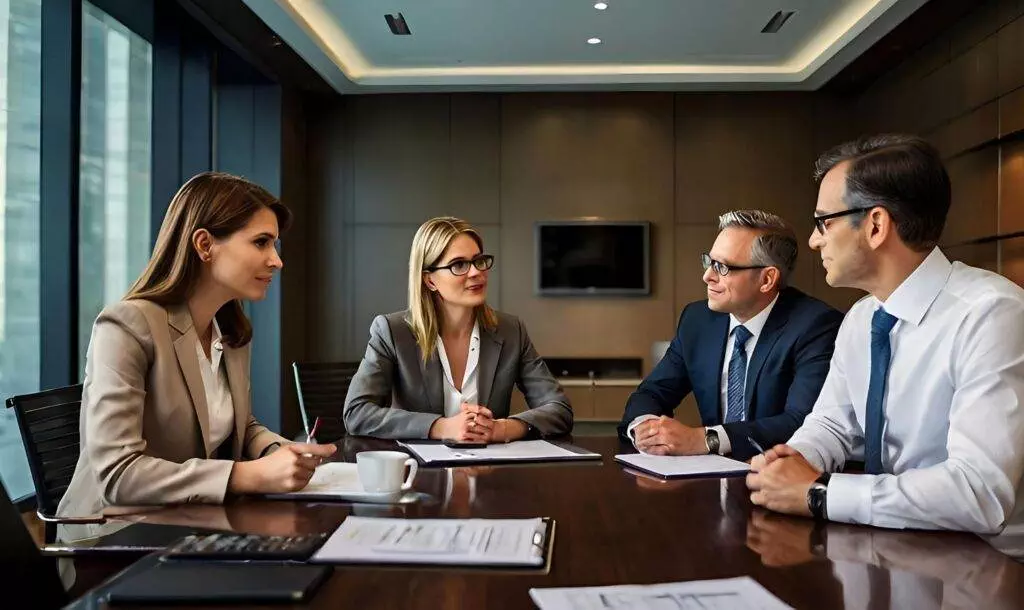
[344,310,573,439]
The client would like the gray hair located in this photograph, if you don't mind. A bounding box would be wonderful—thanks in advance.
[717,210,798,288]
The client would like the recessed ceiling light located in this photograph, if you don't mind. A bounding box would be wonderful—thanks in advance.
[587,37,602,45]
[594,2,608,9]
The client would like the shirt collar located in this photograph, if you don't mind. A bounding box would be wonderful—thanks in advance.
[211,317,224,351]
[876,247,952,326]
[729,293,779,339]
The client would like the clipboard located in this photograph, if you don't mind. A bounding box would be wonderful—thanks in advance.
[398,439,602,467]
[309,516,556,574]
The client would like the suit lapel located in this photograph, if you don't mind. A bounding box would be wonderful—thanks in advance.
[477,328,504,408]
[168,305,213,457]
[223,344,248,459]
[709,313,730,425]
[420,349,445,415]
[743,292,792,417]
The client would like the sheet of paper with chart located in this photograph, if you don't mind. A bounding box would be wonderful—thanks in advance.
[530,577,792,610]
[398,439,600,465]
[311,516,549,567]
[615,453,750,479]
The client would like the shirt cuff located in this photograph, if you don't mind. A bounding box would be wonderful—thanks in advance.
[626,414,658,450]
[788,442,828,472]
[710,425,730,455]
[826,472,874,525]
[259,442,282,458]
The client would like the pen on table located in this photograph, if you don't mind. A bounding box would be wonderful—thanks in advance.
[747,436,767,456]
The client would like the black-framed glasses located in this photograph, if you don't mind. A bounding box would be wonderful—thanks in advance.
[700,253,766,277]
[425,254,495,276]
[813,207,870,234]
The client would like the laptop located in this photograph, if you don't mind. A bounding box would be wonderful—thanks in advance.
[0,481,70,609]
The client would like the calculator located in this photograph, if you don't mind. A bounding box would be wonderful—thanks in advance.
[161,533,329,562]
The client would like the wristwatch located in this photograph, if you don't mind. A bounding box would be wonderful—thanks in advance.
[807,472,831,521]
[704,428,720,455]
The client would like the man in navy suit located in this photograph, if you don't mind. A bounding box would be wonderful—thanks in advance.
[620,210,843,461]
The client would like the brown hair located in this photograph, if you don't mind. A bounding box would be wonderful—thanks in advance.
[813,134,950,251]
[125,171,292,347]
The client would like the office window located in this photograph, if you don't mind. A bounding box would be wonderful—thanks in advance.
[0,0,42,500]
[78,0,152,368]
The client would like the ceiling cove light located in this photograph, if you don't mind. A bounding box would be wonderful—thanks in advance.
[587,37,602,45]
[594,2,608,9]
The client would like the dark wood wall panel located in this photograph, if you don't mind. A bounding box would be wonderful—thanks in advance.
[857,0,1024,285]
[499,93,677,372]
[305,91,856,380]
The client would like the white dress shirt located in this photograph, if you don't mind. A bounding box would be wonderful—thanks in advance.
[195,319,235,451]
[628,295,779,455]
[436,322,481,417]
[788,248,1024,555]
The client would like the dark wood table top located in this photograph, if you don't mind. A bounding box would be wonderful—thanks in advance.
[68,436,1024,609]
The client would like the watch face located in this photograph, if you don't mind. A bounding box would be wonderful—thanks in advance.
[704,429,719,453]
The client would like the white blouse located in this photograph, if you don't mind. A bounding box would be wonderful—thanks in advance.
[195,319,234,451]
[436,322,481,417]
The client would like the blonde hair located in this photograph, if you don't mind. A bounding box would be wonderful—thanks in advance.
[126,171,291,347]
[407,217,497,362]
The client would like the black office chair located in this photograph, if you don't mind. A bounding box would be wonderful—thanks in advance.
[292,362,360,443]
[6,384,103,542]
[0,481,70,609]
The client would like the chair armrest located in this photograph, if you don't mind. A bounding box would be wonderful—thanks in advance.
[36,509,106,525]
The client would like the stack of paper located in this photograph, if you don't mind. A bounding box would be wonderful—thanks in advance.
[399,440,600,465]
[615,453,750,479]
[530,577,792,610]
[311,516,549,567]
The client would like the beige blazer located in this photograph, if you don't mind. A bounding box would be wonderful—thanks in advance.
[58,299,286,527]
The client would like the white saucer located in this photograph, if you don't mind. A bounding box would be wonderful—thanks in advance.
[266,463,413,504]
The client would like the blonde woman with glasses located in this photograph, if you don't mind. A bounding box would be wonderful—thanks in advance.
[344,217,573,442]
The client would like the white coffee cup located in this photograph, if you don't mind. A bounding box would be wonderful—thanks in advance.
[356,451,418,493]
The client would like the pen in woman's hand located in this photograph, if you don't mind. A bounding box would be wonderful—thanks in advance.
[307,416,322,444]
[302,417,323,462]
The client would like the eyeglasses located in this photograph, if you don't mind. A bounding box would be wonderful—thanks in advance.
[700,253,766,277]
[425,254,495,276]
[813,207,870,234]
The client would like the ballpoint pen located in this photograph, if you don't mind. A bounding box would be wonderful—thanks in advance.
[307,417,322,444]
[303,417,323,462]
[747,436,767,456]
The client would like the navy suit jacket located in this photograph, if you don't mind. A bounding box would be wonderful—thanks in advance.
[618,287,842,460]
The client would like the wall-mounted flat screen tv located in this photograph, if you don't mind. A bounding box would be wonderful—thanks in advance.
[535,221,651,296]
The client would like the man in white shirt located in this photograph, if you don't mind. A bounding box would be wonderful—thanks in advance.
[619,210,842,460]
[747,134,1024,559]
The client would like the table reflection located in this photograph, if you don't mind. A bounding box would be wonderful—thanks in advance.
[746,510,1024,609]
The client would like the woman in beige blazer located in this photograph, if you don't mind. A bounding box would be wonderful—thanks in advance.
[58,172,335,536]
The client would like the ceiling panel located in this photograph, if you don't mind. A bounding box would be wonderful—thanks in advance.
[243,0,930,91]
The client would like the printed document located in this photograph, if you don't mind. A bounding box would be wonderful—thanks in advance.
[311,516,548,566]
[615,453,750,478]
[530,577,792,610]
[399,440,599,464]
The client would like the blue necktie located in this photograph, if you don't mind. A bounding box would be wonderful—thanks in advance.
[725,325,753,424]
[865,308,898,474]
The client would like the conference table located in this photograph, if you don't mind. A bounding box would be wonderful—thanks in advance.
[67,436,1024,609]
